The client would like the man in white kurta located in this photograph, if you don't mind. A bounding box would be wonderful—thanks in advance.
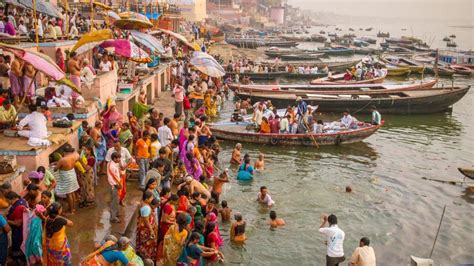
[18,105,48,139]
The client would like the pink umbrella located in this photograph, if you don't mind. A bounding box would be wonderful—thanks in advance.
[0,43,80,93]
[99,39,151,63]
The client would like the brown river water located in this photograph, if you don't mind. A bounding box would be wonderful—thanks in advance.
[214,75,474,265]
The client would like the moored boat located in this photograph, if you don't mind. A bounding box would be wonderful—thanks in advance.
[381,56,426,74]
[264,40,298,48]
[385,65,411,76]
[310,70,387,85]
[458,167,474,180]
[449,64,472,75]
[281,53,325,61]
[209,121,382,146]
[231,79,438,94]
[234,85,469,114]
[317,46,354,55]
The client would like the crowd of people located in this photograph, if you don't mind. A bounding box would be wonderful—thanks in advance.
[232,97,382,135]
[342,64,386,81]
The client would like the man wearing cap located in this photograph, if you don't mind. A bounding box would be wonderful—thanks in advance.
[0,100,17,129]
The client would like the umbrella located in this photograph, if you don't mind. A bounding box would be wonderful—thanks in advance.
[189,51,225,78]
[0,43,80,93]
[6,0,62,18]
[114,11,153,30]
[130,30,165,54]
[100,39,151,63]
[156,28,199,51]
[103,11,120,25]
[93,1,112,10]
[71,29,113,54]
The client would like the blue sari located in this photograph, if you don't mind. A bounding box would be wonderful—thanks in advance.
[237,164,254,181]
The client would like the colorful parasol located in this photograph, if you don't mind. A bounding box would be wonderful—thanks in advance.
[156,28,199,51]
[189,51,225,78]
[103,11,121,25]
[93,1,112,10]
[100,39,151,63]
[71,29,113,54]
[0,43,80,93]
[130,30,165,54]
[115,11,153,30]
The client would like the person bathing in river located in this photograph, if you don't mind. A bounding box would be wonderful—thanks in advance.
[230,212,247,243]
[218,200,232,223]
[269,210,286,228]
[237,158,254,181]
[257,186,274,207]
[230,143,242,165]
[254,154,265,170]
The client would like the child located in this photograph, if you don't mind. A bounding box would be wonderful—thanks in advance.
[254,153,265,170]
[269,210,285,228]
[218,200,232,223]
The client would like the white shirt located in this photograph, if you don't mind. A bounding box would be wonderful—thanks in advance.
[341,114,354,128]
[279,118,289,132]
[107,160,120,187]
[157,125,173,147]
[254,109,263,126]
[319,225,345,257]
[18,111,48,139]
[37,19,43,37]
[18,24,28,35]
[81,66,95,83]
[257,192,274,207]
[99,61,112,72]
[105,147,133,167]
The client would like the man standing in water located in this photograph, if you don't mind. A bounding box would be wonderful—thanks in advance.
[55,145,80,215]
[319,214,345,266]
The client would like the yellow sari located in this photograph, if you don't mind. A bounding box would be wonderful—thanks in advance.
[163,224,188,266]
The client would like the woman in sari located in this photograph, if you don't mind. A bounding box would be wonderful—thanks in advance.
[24,204,47,265]
[45,202,73,265]
[81,235,134,265]
[177,190,190,214]
[118,236,144,266]
[178,121,190,159]
[163,213,189,266]
[177,232,219,266]
[236,158,254,181]
[55,48,66,72]
[207,213,223,247]
[127,112,142,147]
[119,122,134,154]
[185,153,203,181]
[136,191,157,260]
[5,191,27,264]
[204,93,213,117]
[78,146,96,208]
[158,194,178,260]
[101,103,123,133]
[204,222,224,264]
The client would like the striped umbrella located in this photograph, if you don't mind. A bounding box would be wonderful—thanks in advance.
[130,30,165,54]
[189,51,225,78]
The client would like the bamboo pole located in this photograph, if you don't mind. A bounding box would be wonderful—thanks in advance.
[32,0,39,51]
[90,0,94,32]
[65,0,69,39]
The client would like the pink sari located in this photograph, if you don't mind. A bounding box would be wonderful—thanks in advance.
[22,75,36,97]
[208,213,223,247]
[103,110,123,131]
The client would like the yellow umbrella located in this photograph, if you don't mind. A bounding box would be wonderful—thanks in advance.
[115,11,153,30]
[93,1,112,10]
[71,29,113,54]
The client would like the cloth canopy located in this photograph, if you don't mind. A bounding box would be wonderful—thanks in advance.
[6,0,62,18]
[71,29,113,54]
[189,51,225,78]
[130,30,165,54]
[100,39,151,63]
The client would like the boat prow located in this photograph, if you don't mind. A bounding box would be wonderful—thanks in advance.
[458,167,474,180]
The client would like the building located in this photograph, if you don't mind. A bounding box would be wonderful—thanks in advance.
[207,0,242,22]
[176,0,207,22]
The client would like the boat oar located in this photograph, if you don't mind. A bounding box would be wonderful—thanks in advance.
[302,119,319,149]
[421,177,473,186]
[430,205,446,258]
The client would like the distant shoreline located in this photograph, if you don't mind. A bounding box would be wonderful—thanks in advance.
[448,25,474,29]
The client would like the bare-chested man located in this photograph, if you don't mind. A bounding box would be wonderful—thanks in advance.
[55,145,80,214]
[90,120,106,174]
[212,170,230,203]
[230,143,242,165]
[178,175,211,200]
[9,56,23,105]
[67,52,81,108]
[23,63,36,104]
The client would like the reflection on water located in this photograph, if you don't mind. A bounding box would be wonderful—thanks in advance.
[216,75,474,264]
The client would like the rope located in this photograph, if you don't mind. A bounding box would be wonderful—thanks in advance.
[351,97,375,114]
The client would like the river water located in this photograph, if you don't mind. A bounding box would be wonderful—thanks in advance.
[213,73,474,265]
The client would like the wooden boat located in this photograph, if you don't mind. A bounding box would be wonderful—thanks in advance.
[446,40,457,47]
[359,37,377,44]
[424,66,455,77]
[381,56,425,74]
[264,40,298,47]
[234,86,470,114]
[442,36,451,42]
[259,60,360,72]
[225,37,265,49]
[231,79,438,94]
[377,31,390,38]
[385,65,411,76]
[320,30,326,34]
[226,71,287,80]
[365,27,373,31]
[209,121,382,146]
[353,39,370,47]
[310,70,387,85]
[353,47,381,55]
[458,167,474,180]
[449,64,472,75]
[317,46,354,55]
[281,53,325,61]
[311,34,327,42]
